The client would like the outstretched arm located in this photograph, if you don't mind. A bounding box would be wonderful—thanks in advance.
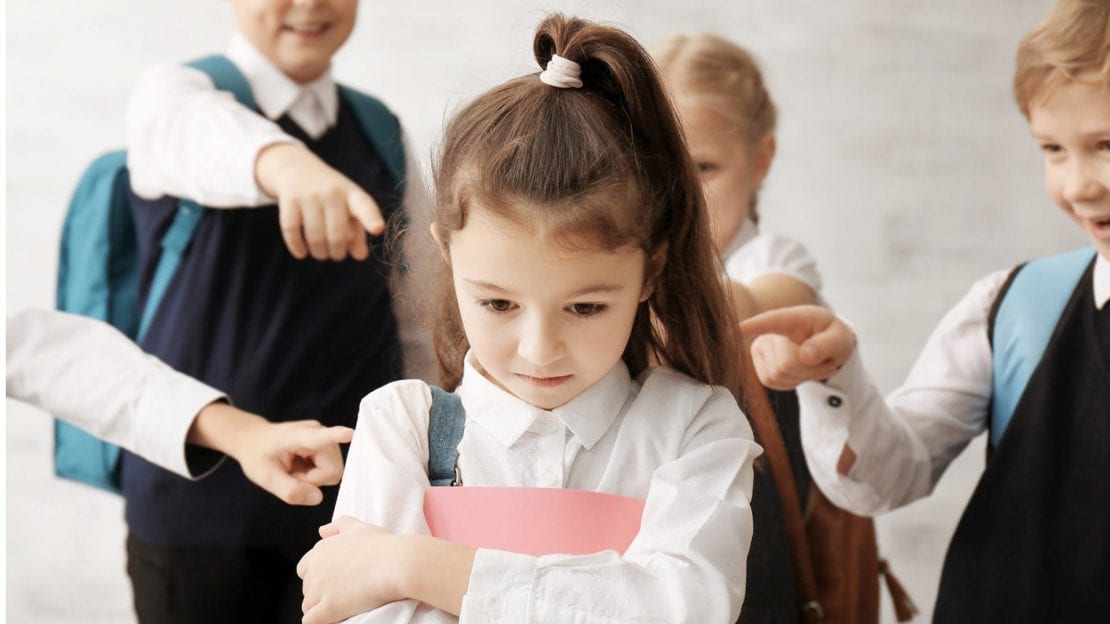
[7,309,350,505]
[125,62,385,261]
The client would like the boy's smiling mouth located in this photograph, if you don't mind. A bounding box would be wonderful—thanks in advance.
[283,22,330,37]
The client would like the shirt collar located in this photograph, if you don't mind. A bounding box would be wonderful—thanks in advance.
[455,355,633,450]
[226,33,337,125]
[1095,252,1109,310]
[720,217,759,261]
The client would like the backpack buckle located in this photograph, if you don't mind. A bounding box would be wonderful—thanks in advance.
[451,465,463,487]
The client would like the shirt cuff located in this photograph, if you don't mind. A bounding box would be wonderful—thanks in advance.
[133,372,228,479]
[797,350,885,512]
[459,549,535,623]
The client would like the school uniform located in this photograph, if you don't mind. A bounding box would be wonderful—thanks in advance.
[121,34,425,623]
[6,308,225,479]
[335,356,762,623]
[798,253,1110,621]
[723,219,823,623]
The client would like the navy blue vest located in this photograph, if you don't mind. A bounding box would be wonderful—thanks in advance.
[121,99,405,548]
[933,260,1110,622]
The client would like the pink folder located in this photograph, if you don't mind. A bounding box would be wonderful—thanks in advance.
[423,486,646,557]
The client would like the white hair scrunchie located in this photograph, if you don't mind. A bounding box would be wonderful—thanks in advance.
[539,54,583,89]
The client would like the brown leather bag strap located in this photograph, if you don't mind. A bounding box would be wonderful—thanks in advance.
[738,351,824,623]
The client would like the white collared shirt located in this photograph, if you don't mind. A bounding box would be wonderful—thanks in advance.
[6,309,226,478]
[799,252,1109,515]
[333,358,761,623]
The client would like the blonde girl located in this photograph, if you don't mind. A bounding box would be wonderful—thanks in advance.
[654,34,823,319]
[296,14,767,624]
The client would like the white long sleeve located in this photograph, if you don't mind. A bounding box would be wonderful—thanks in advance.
[6,308,226,478]
[797,271,1009,515]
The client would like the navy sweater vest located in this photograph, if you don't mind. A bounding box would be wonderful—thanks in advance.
[122,99,405,548]
[933,261,1110,622]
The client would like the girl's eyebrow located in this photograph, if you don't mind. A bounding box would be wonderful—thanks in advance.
[463,279,625,297]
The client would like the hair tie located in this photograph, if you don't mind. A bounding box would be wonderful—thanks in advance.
[539,54,583,89]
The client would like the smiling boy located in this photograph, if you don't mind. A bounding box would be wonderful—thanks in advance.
[739,0,1110,620]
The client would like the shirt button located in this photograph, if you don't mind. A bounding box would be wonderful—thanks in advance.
[544,417,559,433]
[543,468,560,486]
[827,395,843,408]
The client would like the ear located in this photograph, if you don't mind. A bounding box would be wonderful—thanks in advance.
[640,242,670,302]
[750,133,776,187]
[429,223,450,263]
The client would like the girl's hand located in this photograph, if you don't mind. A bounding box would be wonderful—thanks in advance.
[739,304,856,390]
[297,516,408,624]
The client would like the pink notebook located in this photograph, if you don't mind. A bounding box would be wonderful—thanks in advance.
[423,486,646,557]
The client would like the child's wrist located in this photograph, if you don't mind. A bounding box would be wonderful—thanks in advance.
[187,402,268,458]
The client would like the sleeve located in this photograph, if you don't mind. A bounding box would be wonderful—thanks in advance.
[390,133,438,383]
[5,309,226,478]
[332,381,440,624]
[459,387,761,624]
[125,62,300,207]
[724,232,822,294]
[797,270,1008,515]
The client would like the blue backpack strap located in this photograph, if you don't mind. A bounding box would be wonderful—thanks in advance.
[136,56,258,338]
[989,246,1095,446]
[186,55,258,111]
[427,386,466,486]
[336,85,406,194]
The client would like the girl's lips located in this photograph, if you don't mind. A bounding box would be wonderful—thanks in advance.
[516,373,573,387]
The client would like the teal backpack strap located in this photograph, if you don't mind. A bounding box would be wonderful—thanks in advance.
[186,55,258,111]
[136,200,205,340]
[336,85,406,194]
[427,386,466,486]
[989,246,1095,447]
[137,56,258,338]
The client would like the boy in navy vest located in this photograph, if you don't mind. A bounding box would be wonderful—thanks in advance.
[739,0,1109,621]
[121,1,431,621]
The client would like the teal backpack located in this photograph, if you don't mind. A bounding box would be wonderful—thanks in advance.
[988,246,1096,449]
[54,55,406,493]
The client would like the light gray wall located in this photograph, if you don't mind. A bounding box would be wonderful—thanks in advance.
[6,1,1080,622]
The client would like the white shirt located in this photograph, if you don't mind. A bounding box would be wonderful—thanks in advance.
[799,252,1110,515]
[6,309,226,478]
[721,218,823,297]
[123,35,437,381]
[334,358,761,623]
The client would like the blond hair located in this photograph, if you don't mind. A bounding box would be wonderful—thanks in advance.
[1014,0,1110,117]
[654,34,776,222]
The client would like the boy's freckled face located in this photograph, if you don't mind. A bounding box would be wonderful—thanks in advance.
[231,0,358,84]
[1030,74,1110,259]
[443,208,652,410]
[673,98,769,254]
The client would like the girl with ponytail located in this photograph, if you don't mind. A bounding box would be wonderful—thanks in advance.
[297,14,763,623]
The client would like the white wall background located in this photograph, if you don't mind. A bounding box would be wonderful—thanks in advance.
[6,1,1084,622]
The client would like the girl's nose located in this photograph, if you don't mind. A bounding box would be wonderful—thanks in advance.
[517,317,564,366]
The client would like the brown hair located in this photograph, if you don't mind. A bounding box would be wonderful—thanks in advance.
[1014,0,1110,118]
[430,14,744,398]
[653,34,777,222]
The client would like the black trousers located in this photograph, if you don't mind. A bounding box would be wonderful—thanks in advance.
[126,533,304,624]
